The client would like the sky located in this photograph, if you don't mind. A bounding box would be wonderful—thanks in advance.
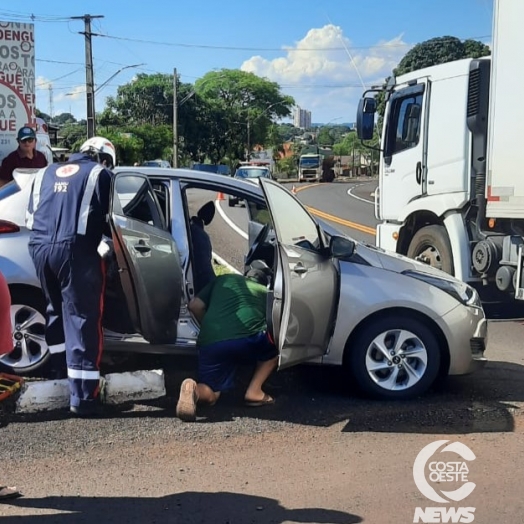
[0,0,494,125]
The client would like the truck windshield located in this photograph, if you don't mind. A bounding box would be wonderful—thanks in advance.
[299,157,320,168]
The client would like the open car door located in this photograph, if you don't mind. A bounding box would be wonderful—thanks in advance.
[259,179,339,369]
[110,172,183,343]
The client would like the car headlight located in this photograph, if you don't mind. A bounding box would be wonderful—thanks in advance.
[402,270,482,308]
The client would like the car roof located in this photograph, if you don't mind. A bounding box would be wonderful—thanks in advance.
[114,166,266,198]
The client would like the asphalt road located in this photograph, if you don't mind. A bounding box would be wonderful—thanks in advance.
[3,178,524,523]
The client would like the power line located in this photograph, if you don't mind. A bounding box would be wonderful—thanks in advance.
[97,33,491,52]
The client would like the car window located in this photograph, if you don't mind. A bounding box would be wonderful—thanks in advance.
[262,182,320,251]
[112,174,165,229]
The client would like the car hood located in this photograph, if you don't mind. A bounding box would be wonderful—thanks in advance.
[319,221,461,281]
[355,240,456,278]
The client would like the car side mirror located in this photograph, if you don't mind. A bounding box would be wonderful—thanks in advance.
[329,235,355,259]
[356,97,377,140]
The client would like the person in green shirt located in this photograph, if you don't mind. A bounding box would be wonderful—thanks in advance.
[176,269,278,422]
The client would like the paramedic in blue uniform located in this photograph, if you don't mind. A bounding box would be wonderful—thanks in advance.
[26,137,116,417]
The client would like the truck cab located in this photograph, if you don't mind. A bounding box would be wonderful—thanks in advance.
[355,0,524,303]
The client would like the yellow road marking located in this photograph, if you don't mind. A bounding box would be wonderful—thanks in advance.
[291,182,377,236]
[308,207,377,236]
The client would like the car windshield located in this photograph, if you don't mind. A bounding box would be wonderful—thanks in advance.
[143,161,161,167]
[299,157,320,168]
[236,168,269,179]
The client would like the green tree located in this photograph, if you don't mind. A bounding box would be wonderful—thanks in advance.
[105,73,173,126]
[53,112,76,125]
[394,36,490,76]
[195,69,294,164]
[376,36,491,122]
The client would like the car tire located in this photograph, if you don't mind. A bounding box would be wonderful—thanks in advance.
[407,225,454,275]
[0,288,51,376]
[228,198,236,207]
[346,315,441,400]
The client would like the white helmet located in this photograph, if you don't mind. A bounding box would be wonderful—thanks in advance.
[79,136,116,169]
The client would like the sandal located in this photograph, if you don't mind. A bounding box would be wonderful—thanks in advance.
[0,486,22,501]
[244,393,275,407]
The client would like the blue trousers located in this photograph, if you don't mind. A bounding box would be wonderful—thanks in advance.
[29,240,105,409]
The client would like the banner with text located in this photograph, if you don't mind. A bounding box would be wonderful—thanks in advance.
[0,21,35,163]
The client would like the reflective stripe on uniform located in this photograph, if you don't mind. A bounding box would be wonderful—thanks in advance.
[77,164,104,235]
[25,168,48,230]
[67,368,100,380]
[48,343,66,354]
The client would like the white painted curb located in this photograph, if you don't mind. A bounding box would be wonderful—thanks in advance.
[16,379,70,413]
[102,369,166,405]
[15,369,166,413]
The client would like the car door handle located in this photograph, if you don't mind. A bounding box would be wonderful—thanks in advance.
[133,243,151,253]
[292,264,308,275]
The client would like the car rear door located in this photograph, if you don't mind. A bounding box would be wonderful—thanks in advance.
[258,179,339,369]
[110,172,183,343]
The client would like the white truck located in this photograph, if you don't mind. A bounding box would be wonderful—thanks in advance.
[356,0,524,303]
[298,153,322,182]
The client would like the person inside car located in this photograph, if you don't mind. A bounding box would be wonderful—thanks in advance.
[189,201,217,294]
[176,269,278,422]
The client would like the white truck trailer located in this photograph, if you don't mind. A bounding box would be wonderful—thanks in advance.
[356,0,524,303]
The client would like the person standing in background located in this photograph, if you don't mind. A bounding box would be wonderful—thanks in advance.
[0,127,48,188]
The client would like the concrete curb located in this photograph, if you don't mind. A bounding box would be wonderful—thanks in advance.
[212,252,241,274]
[15,369,166,413]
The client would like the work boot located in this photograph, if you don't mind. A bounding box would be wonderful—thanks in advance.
[70,399,103,418]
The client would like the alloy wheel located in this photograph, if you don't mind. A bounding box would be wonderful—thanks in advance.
[0,304,48,371]
[365,328,428,391]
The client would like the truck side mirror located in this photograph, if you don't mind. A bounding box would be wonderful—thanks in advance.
[356,97,376,140]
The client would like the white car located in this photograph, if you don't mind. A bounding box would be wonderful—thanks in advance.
[0,167,488,400]
[229,166,273,206]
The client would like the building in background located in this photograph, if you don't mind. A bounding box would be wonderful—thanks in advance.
[293,107,312,129]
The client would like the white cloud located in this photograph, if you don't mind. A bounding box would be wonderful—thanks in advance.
[36,80,87,119]
[241,25,411,122]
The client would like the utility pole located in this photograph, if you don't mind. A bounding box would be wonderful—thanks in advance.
[173,67,179,168]
[71,14,104,139]
[247,119,250,161]
[48,85,54,121]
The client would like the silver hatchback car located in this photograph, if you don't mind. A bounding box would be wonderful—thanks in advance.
[0,167,487,400]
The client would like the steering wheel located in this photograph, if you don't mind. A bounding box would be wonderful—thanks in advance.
[245,223,270,266]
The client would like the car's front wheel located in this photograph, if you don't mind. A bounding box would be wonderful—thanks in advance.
[346,315,441,400]
[0,288,50,376]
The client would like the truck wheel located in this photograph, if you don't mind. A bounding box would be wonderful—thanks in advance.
[407,225,454,275]
[345,315,441,400]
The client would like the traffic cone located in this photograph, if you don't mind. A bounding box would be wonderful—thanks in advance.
[216,191,225,201]
[291,185,297,194]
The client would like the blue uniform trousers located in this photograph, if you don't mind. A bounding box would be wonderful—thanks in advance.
[29,240,105,409]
